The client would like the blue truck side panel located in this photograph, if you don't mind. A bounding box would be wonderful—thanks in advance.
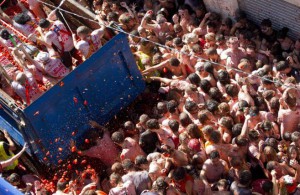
[0,33,145,165]
[0,177,23,195]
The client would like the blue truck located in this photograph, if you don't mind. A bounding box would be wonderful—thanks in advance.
[0,33,145,168]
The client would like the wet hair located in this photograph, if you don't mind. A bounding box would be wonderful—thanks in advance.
[249,106,259,116]
[39,19,51,28]
[179,112,192,127]
[232,123,243,137]
[0,29,10,40]
[111,131,125,144]
[122,159,134,170]
[239,170,252,186]
[173,167,186,181]
[146,119,160,129]
[174,24,183,33]
[185,101,198,112]
[219,116,233,130]
[261,19,272,27]
[7,173,20,184]
[173,37,183,46]
[57,179,68,191]
[277,27,289,39]
[157,102,167,114]
[167,100,178,113]
[198,110,209,124]
[225,84,239,98]
[119,13,132,24]
[210,130,221,144]
[248,130,260,141]
[139,114,149,124]
[283,132,291,142]
[169,57,180,67]
[217,70,230,85]
[266,161,276,172]
[254,96,268,111]
[206,21,217,29]
[135,155,148,166]
[262,180,273,193]
[287,145,298,159]
[291,132,300,143]
[187,73,200,86]
[153,177,168,192]
[203,62,214,74]
[14,12,31,25]
[110,173,122,184]
[209,150,220,159]
[77,26,92,35]
[107,12,119,22]
[235,136,249,147]
[192,44,202,53]
[168,120,179,133]
[111,162,124,174]
[202,125,214,136]
[276,61,289,71]
[205,47,218,56]
[209,87,222,102]
[199,79,211,93]
[186,124,202,139]
[206,99,219,113]
[124,121,135,131]
[269,97,279,111]
[238,100,249,111]
[284,93,297,108]
[263,90,275,101]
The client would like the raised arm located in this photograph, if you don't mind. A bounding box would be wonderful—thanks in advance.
[141,10,158,31]
[3,130,16,151]
[240,115,250,138]
[1,143,27,168]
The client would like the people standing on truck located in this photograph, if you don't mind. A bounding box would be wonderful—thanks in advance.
[0,63,43,105]
[73,15,106,61]
[38,17,76,69]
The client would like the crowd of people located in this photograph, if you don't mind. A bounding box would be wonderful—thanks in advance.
[0,0,300,194]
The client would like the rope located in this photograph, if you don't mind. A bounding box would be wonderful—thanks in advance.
[36,0,300,91]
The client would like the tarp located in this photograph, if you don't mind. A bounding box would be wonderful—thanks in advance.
[0,177,23,195]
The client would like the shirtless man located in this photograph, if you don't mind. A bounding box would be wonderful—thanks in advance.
[220,37,246,70]
[143,57,187,79]
[200,151,228,192]
[111,131,145,162]
[278,88,300,137]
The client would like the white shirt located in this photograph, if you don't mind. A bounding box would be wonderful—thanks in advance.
[75,28,104,58]
[13,12,37,37]
[11,70,42,103]
[45,20,74,52]
[35,52,70,78]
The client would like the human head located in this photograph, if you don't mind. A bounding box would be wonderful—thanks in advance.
[169,57,180,67]
[168,120,179,133]
[76,26,92,40]
[179,112,192,127]
[0,29,11,40]
[172,167,186,181]
[111,162,124,175]
[56,179,68,191]
[184,101,198,114]
[167,100,178,114]
[239,170,252,186]
[109,173,122,187]
[187,73,200,86]
[15,72,27,85]
[261,19,272,34]
[186,124,202,139]
[39,19,51,29]
[209,150,220,165]
[146,119,160,129]
[111,131,125,145]
[14,12,31,24]
[122,159,134,171]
